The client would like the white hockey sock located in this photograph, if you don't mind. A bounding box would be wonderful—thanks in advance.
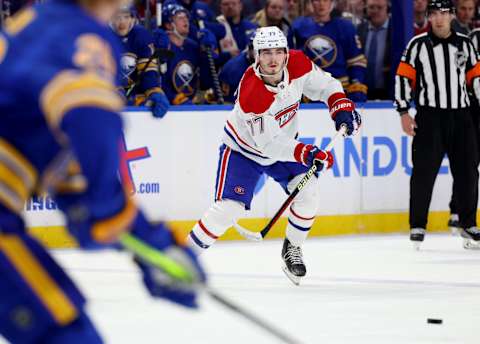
[188,200,244,255]
[286,205,315,246]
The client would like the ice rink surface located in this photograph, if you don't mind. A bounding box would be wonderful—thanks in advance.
[5,233,480,344]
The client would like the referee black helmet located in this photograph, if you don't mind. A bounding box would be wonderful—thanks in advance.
[427,0,455,14]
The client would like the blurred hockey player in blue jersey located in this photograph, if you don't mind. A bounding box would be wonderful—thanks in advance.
[111,5,170,118]
[163,0,227,45]
[0,0,205,343]
[291,0,368,103]
[218,31,255,103]
[153,3,219,104]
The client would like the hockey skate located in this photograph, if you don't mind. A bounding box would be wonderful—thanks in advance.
[461,227,480,250]
[448,214,461,236]
[281,238,306,286]
[410,228,425,251]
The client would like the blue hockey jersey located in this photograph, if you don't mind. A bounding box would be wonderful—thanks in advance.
[0,1,137,247]
[291,16,367,98]
[115,24,162,105]
[218,50,253,103]
[153,28,217,104]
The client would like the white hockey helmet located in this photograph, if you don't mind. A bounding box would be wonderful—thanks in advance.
[253,26,288,57]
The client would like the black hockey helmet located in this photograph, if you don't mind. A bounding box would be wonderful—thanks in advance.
[427,0,455,14]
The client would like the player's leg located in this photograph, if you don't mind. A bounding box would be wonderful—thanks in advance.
[447,109,480,249]
[409,109,445,249]
[0,227,102,343]
[448,184,460,235]
[187,145,263,254]
[267,162,318,285]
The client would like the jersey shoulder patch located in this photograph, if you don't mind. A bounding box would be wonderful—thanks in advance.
[287,50,312,81]
[238,66,275,114]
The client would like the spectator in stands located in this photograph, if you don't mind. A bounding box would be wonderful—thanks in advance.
[414,0,430,35]
[154,3,219,104]
[217,0,257,64]
[163,0,227,43]
[111,5,170,118]
[358,0,393,99]
[251,0,294,46]
[291,0,368,104]
[452,0,476,34]
[333,0,366,27]
[287,0,313,22]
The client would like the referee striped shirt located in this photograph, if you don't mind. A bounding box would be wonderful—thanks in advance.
[395,30,480,113]
[470,27,480,52]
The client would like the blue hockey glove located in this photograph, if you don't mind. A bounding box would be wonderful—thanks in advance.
[329,97,361,136]
[147,92,170,118]
[122,215,206,308]
[197,28,217,50]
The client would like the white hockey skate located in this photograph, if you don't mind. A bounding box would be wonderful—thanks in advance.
[281,239,306,286]
[461,227,480,250]
[410,228,425,251]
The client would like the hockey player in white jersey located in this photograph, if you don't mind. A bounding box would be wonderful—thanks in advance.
[187,26,361,284]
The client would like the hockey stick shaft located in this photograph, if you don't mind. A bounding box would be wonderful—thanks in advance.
[234,125,346,241]
[119,233,300,343]
[198,20,224,104]
[207,289,301,344]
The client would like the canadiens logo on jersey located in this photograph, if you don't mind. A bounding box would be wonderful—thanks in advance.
[305,35,337,68]
[274,102,299,128]
[173,60,195,96]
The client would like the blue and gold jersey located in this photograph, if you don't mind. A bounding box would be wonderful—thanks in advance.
[0,1,136,246]
[291,16,367,95]
[218,51,253,103]
[116,24,162,104]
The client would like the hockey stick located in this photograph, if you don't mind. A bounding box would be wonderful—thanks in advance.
[233,125,347,242]
[197,19,224,104]
[119,233,301,344]
[125,48,173,99]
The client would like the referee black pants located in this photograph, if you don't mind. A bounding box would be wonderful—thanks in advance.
[410,107,478,229]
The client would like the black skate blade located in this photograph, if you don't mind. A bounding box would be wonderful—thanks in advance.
[282,263,301,286]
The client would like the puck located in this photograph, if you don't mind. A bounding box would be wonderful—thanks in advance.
[427,318,443,324]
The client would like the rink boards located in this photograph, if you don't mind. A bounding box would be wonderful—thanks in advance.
[25,102,458,247]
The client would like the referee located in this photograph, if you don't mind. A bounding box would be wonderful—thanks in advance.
[395,0,480,249]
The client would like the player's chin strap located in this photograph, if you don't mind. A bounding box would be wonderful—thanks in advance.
[253,53,290,80]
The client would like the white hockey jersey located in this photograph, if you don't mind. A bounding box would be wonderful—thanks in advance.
[222,50,345,166]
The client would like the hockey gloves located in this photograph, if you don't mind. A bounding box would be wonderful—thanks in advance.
[294,143,334,171]
[147,92,170,118]
[124,215,206,308]
[198,28,218,52]
[329,95,362,136]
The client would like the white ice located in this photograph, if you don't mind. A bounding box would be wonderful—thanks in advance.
[3,233,480,344]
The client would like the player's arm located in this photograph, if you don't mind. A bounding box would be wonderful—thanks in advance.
[394,37,419,136]
[300,52,362,137]
[465,39,480,103]
[342,23,367,103]
[41,34,203,308]
[394,38,418,115]
[136,29,169,118]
